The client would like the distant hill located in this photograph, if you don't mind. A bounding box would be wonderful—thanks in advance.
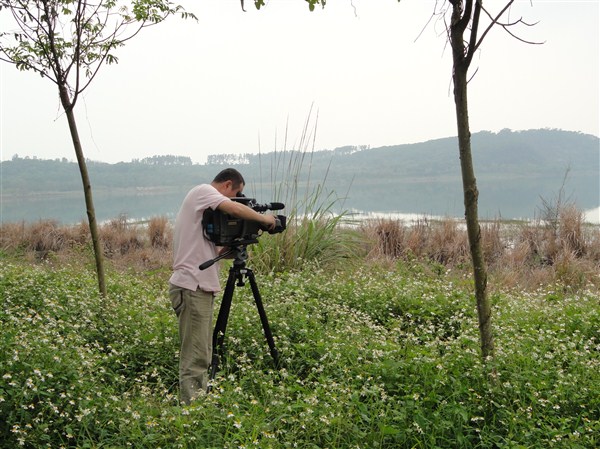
[1,129,598,220]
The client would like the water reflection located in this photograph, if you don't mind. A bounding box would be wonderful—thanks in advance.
[0,189,186,225]
[1,185,599,224]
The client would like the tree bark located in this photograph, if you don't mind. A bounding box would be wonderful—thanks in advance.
[59,84,107,297]
[452,68,494,360]
[450,1,494,360]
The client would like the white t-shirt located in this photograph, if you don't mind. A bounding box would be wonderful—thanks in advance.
[169,184,230,292]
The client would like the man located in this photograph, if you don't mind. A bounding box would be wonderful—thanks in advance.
[169,168,276,404]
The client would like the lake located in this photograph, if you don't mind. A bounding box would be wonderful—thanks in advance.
[2,184,599,225]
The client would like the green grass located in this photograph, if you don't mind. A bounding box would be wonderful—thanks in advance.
[1,260,598,448]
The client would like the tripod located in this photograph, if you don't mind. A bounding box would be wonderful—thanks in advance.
[199,243,280,390]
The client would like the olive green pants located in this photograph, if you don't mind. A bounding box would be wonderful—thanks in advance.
[169,283,215,405]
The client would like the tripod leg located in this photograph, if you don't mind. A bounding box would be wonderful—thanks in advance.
[209,266,237,386]
[246,268,280,368]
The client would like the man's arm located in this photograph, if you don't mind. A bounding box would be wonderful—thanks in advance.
[217,200,276,230]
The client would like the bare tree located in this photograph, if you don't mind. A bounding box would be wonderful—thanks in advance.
[446,0,539,360]
[267,0,539,361]
[0,0,195,295]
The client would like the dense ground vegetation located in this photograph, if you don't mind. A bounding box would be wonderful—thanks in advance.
[1,209,599,448]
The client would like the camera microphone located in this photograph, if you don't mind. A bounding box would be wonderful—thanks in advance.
[250,201,285,212]
[232,196,285,212]
[264,202,285,211]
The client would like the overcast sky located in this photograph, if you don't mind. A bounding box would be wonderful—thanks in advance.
[0,0,598,164]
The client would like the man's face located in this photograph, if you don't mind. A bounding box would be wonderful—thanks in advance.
[223,180,244,198]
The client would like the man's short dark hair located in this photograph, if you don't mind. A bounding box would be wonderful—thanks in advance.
[213,168,245,188]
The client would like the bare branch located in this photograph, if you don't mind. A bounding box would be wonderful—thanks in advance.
[464,0,482,67]
[484,5,544,46]
[458,0,473,33]
[473,0,544,53]
[414,0,445,44]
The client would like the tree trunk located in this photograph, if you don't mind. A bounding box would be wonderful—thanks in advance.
[450,2,495,360]
[451,68,494,360]
[59,85,107,297]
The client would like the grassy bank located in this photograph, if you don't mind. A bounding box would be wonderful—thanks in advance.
[1,205,599,448]
[1,257,598,448]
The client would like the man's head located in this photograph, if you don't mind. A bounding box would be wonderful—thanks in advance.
[212,168,245,198]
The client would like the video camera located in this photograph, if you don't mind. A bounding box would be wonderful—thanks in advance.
[203,195,287,247]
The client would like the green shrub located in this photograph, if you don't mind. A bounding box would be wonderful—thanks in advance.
[1,261,598,448]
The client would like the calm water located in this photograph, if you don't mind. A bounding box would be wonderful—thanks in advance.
[2,185,599,224]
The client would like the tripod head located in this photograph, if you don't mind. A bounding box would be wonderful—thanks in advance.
[199,244,251,271]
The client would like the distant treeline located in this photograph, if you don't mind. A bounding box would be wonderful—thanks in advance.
[2,129,598,217]
[133,155,193,165]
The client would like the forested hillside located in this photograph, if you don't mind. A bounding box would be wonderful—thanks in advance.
[2,129,598,219]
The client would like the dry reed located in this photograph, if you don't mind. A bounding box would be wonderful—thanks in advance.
[1,209,599,290]
[360,212,600,290]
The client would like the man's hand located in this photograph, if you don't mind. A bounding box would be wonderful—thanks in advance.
[262,214,277,231]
